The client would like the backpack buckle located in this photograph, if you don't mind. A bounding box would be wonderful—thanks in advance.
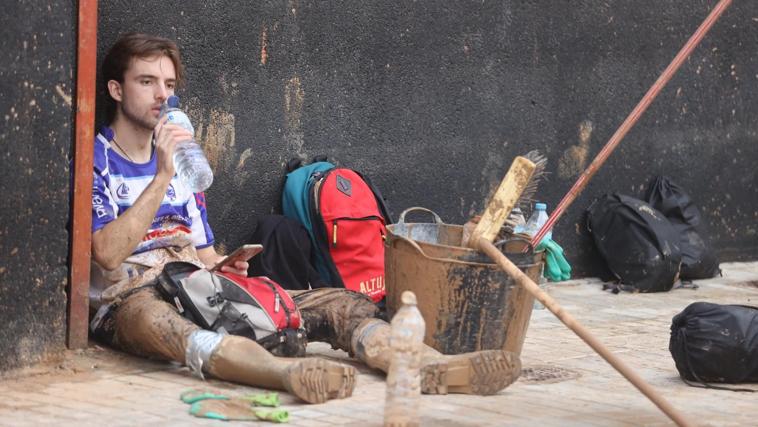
[206,293,225,307]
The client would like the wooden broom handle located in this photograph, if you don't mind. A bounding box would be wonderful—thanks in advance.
[478,238,694,427]
[463,156,535,247]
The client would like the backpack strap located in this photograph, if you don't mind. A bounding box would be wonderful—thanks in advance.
[354,170,393,224]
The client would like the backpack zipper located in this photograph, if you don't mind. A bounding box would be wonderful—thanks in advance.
[262,277,291,327]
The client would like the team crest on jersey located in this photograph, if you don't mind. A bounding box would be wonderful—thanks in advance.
[166,184,177,201]
[116,182,130,199]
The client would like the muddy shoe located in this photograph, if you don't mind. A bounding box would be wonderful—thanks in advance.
[283,358,356,404]
[421,350,521,395]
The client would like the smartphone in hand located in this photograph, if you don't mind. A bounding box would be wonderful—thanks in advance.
[210,244,263,272]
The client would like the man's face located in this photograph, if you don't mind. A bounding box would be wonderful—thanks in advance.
[109,55,177,130]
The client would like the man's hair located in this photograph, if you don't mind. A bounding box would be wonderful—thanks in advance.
[101,32,185,123]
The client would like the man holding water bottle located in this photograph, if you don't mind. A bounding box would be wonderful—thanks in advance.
[87,32,520,404]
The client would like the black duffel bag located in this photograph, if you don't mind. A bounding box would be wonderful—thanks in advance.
[586,193,682,292]
[670,302,758,390]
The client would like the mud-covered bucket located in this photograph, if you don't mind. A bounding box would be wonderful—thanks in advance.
[386,207,543,356]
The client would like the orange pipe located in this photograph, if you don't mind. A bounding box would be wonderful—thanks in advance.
[68,0,98,349]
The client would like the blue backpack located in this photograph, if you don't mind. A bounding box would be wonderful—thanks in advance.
[282,160,336,285]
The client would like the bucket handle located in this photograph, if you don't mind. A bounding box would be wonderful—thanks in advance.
[392,232,538,268]
[397,207,444,226]
[394,235,492,266]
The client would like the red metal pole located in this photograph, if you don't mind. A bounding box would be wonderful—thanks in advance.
[529,0,733,249]
[68,0,98,349]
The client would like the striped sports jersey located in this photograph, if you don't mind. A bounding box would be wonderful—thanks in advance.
[91,126,215,254]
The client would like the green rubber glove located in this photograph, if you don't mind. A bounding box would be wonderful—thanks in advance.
[180,389,229,404]
[242,392,281,407]
[536,238,571,282]
[182,389,289,423]
[189,399,290,423]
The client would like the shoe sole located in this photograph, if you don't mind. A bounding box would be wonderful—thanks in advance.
[421,350,521,395]
[285,358,356,404]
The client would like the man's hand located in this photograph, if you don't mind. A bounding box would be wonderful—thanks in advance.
[218,260,249,276]
[153,115,193,181]
[197,246,249,276]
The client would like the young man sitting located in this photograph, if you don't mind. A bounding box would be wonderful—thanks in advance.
[88,32,521,404]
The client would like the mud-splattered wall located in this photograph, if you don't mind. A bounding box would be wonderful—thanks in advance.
[0,2,74,370]
[97,0,757,277]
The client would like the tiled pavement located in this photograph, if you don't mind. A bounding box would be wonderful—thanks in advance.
[2,261,758,426]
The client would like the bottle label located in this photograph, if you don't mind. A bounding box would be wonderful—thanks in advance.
[167,110,194,133]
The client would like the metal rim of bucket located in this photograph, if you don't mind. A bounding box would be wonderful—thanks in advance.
[389,207,539,268]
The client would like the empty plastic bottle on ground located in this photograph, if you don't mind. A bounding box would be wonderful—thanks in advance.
[384,291,425,427]
[162,95,213,192]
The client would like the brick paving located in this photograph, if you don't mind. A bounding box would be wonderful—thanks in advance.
[2,261,757,426]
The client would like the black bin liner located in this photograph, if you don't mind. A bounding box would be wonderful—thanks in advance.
[645,176,720,280]
[670,302,758,384]
[587,193,681,292]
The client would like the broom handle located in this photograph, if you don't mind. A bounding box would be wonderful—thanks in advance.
[529,0,733,249]
[479,238,694,427]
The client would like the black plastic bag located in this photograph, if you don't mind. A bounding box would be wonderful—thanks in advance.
[645,176,720,280]
[247,215,326,290]
[586,193,681,292]
[670,302,758,387]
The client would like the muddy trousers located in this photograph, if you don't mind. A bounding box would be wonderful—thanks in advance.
[351,319,523,396]
[93,286,379,403]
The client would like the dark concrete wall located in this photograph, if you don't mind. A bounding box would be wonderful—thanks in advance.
[0,1,75,370]
[96,0,757,278]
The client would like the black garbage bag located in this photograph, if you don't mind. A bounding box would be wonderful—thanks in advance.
[670,302,758,387]
[645,176,720,280]
[586,193,681,292]
[247,215,326,290]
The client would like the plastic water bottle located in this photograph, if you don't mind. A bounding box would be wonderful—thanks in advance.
[511,207,527,234]
[161,95,213,192]
[524,203,551,310]
[523,202,552,243]
[384,291,425,427]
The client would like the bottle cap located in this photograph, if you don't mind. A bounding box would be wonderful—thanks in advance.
[400,291,417,305]
[167,95,180,108]
[535,202,547,210]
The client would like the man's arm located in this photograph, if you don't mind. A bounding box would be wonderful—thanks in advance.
[92,174,173,270]
[91,119,191,270]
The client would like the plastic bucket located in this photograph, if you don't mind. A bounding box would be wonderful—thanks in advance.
[386,207,543,356]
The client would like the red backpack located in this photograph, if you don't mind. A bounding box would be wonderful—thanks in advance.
[157,262,306,356]
[311,168,391,302]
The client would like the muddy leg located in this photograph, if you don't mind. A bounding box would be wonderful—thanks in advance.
[206,335,355,404]
[419,345,522,395]
[290,288,381,353]
[110,287,199,362]
[108,287,354,404]
[350,318,522,395]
